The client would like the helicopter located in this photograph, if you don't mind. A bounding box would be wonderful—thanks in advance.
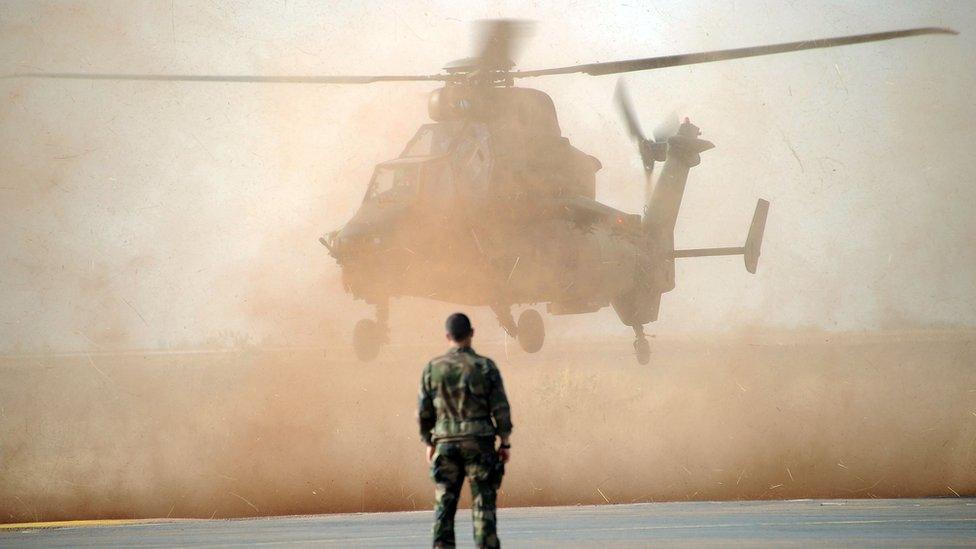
[6,21,956,364]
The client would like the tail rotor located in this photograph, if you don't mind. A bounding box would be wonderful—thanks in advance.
[614,81,681,224]
[614,81,668,180]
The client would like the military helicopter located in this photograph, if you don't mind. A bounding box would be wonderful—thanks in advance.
[7,21,956,363]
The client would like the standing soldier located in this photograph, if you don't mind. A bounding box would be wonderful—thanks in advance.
[418,312,512,549]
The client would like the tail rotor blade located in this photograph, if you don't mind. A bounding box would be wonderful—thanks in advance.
[615,80,659,176]
[614,81,646,142]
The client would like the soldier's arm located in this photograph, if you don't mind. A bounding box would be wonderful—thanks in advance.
[418,362,436,445]
[486,359,513,440]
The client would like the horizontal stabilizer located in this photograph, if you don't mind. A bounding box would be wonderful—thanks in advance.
[672,246,743,258]
[672,198,769,274]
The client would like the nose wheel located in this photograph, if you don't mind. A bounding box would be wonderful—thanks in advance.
[516,309,545,353]
[353,302,389,362]
[491,304,546,354]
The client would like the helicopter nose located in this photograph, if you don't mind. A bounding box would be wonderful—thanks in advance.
[339,222,371,245]
[326,202,406,261]
[318,230,343,260]
[337,222,362,243]
[333,221,387,258]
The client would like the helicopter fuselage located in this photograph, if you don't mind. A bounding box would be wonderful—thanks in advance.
[328,86,662,319]
[322,83,766,363]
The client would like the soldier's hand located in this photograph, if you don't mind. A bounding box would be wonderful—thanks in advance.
[425,444,435,463]
[497,447,510,463]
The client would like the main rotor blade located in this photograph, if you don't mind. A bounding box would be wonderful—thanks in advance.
[513,27,957,79]
[1,72,449,84]
[475,19,533,71]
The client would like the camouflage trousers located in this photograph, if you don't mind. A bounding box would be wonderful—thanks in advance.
[430,437,504,548]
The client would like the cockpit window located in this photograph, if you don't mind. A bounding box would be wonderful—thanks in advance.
[454,123,491,187]
[366,164,419,200]
[400,123,461,157]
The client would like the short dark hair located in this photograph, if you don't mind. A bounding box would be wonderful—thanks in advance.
[445,312,473,341]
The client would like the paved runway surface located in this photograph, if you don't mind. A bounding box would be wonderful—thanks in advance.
[2,498,974,547]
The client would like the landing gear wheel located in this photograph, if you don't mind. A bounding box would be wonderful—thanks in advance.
[353,319,383,362]
[516,309,545,353]
[634,337,650,365]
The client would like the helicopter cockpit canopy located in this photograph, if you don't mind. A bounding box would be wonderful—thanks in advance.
[365,121,462,205]
[366,120,490,206]
[364,155,455,204]
[400,122,462,158]
[365,160,420,201]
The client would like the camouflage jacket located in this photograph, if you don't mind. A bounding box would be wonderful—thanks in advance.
[418,346,512,444]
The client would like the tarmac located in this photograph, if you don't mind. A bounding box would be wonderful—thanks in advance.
[2,498,974,547]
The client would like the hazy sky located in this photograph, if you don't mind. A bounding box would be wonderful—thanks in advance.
[1,1,974,351]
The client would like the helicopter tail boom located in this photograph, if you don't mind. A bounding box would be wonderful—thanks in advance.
[672,198,770,273]
[643,120,714,237]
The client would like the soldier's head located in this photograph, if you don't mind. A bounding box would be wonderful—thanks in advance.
[445,312,474,345]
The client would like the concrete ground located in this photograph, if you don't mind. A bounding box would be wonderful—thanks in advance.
[2,498,975,547]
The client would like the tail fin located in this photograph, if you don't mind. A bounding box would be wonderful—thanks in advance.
[744,199,769,274]
[644,119,714,239]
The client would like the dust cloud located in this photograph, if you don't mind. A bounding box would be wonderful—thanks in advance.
[2,0,976,524]
[2,330,974,522]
